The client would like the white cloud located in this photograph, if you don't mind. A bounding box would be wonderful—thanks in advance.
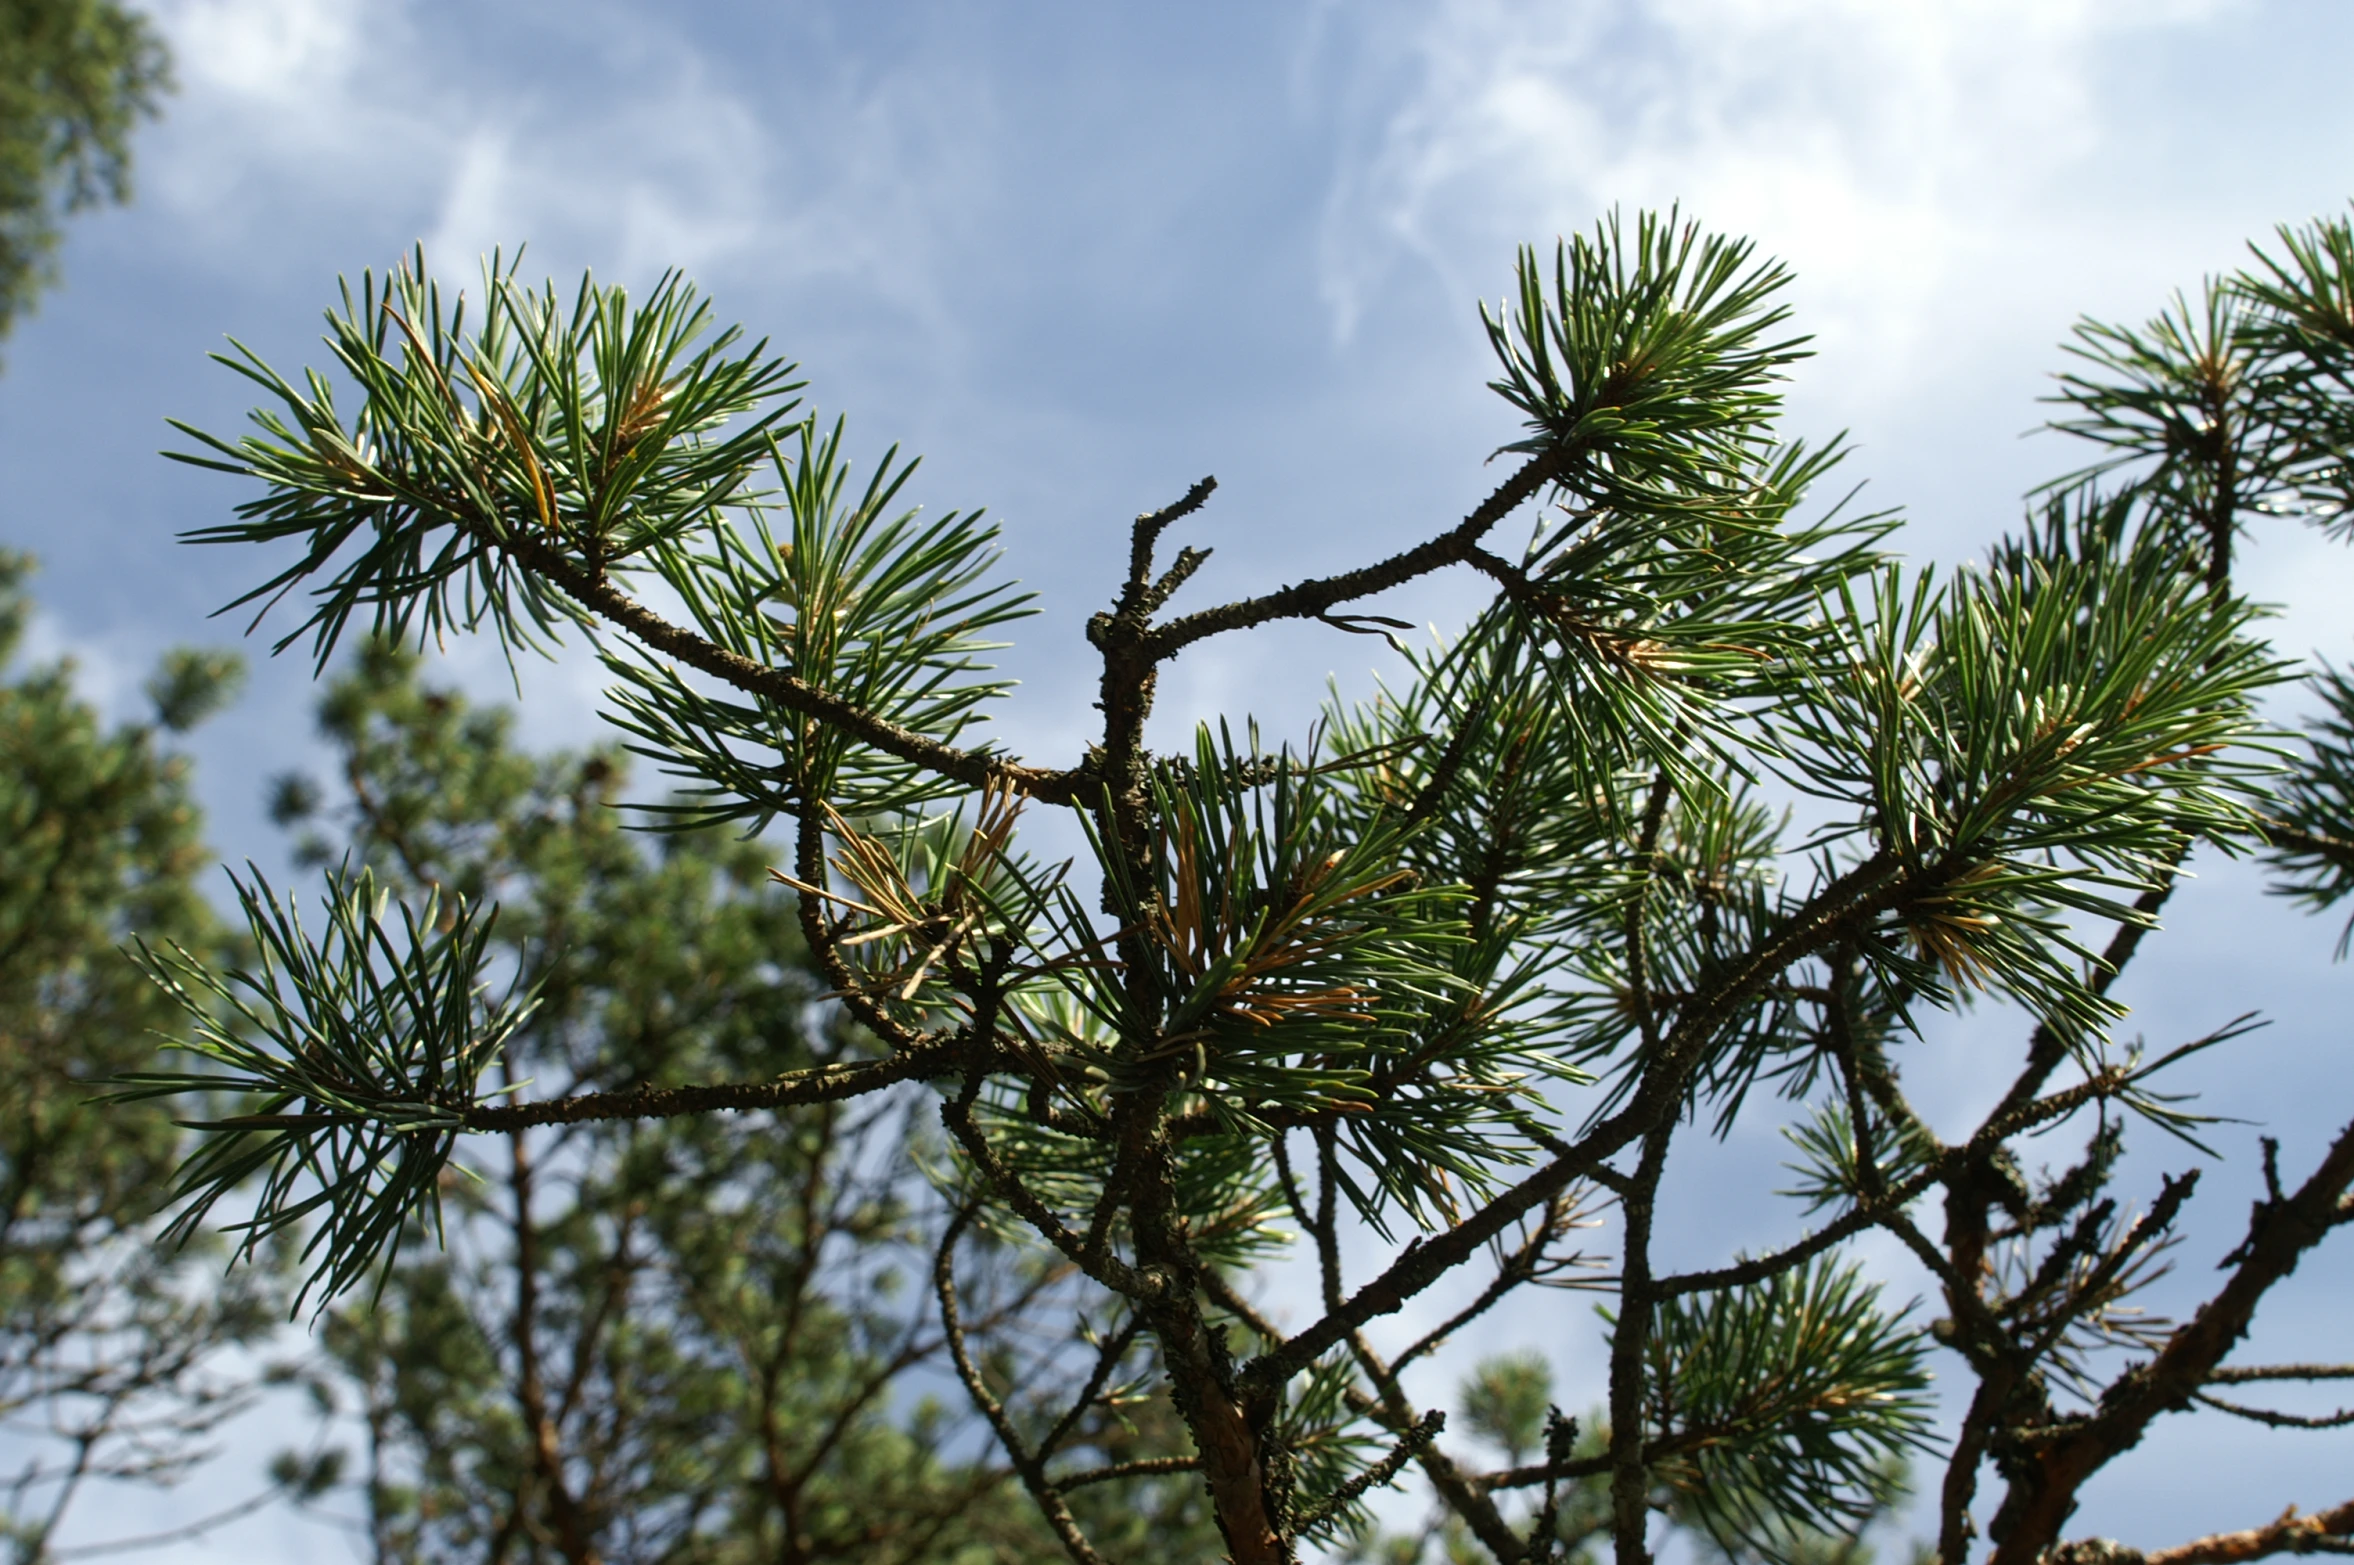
[421,127,516,271]
[1317,0,2241,404]
[131,0,990,326]
[412,44,779,286]
[106,0,1014,765]
[16,607,144,720]
[140,0,409,231]
[162,0,362,101]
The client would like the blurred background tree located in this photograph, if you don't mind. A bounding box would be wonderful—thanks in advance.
[0,0,171,349]
[0,549,290,1562]
[261,642,1223,1563]
[0,19,312,1558]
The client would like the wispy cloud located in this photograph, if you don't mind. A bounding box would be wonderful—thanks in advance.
[1316,0,2238,400]
[137,0,996,325]
[142,0,424,240]
[114,0,1011,761]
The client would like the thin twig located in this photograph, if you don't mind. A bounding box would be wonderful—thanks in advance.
[1245,848,1914,1398]
[933,1205,1109,1565]
[2191,1391,2354,1430]
[938,1066,1149,1298]
[1145,447,1581,659]
[1039,1315,1146,1461]
[495,524,1087,801]
[1053,1456,1201,1492]
[1290,1409,1445,1536]
[1988,1117,2354,1565]
[1652,1167,1941,1299]
[2209,1363,2354,1384]
[1394,1192,1584,1373]
[49,1486,286,1560]
[2049,1496,2354,1565]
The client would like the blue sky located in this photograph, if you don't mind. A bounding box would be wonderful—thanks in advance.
[7,1,2354,1557]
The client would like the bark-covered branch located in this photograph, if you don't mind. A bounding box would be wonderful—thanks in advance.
[501,526,1087,805]
[934,1207,1108,1565]
[460,1044,959,1132]
[2049,1496,2354,1565]
[1654,1165,1942,1300]
[1143,447,1580,659]
[1246,849,1914,1395]
[1988,1117,2354,1565]
[2191,1390,2354,1430]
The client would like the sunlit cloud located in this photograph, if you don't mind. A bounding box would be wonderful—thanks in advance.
[1317,0,2241,411]
[138,0,995,324]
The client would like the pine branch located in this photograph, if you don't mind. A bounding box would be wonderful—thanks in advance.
[1289,1409,1444,1537]
[1988,1117,2354,1565]
[1052,1456,1200,1491]
[461,1045,959,1131]
[1345,1341,1529,1563]
[1607,1121,1674,1565]
[2049,1497,2354,1565]
[2208,1363,2354,1383]
[933,1206,1109,1565]
[1038,1315,1145,1462]
[1144,447,1579,659]
[2259,817,2354,865]
[2190,1391,2354,1430]
[497,527,1085,804]
[1117,477,1218,618]
[1243,849,1912,1397]
[1653,1165,1942,1300]
[1392,1190,1594,1374]
[937,1069,1148,1300]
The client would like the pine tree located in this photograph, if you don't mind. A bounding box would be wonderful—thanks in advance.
[259,641,1218,1562]
[127,209,2354,1564]
[0,0,171,348]
[0,551,289,1561]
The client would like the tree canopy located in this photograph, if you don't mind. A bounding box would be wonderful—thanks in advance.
[124,208,2354,1565]
[0,0,170,347]
[0,550,285,1562]
[264,640,1220,1563]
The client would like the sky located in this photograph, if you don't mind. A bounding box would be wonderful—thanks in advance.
[6,0,2354,1558]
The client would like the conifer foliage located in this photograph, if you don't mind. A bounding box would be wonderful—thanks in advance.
[130,209,2354,1564]
[0,0,171,347]
[0,552,287,1561]
[258,643,1218,1563]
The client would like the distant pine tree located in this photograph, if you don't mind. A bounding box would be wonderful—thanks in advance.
[0,0,171,348]
[0,551,289,1560]
[263,642,1220,1563]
